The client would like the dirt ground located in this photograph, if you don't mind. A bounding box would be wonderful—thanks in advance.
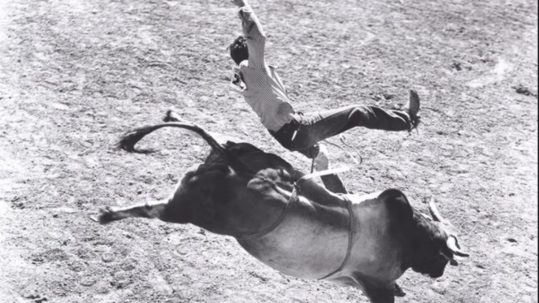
[0,0,537,302]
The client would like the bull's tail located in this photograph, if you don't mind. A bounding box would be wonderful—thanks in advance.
[118,122,225,153]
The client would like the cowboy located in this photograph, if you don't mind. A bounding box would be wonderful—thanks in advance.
[229,0,420,177]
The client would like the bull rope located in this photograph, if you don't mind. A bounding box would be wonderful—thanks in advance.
[318,194,355,280]
[299,168,357,281]
[235,187,296,240]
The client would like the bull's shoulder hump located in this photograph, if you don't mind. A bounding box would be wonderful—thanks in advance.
[347,192,384,205]
[347,189,413,219]
[379,188,414,222]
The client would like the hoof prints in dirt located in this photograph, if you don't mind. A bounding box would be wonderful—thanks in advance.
[513,84,538,98]
[23,294,48,303]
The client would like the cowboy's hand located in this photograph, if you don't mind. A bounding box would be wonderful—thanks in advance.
[231,0,247,7]
[237,3,253,21]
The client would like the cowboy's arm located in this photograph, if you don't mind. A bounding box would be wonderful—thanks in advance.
[232,0,266,68]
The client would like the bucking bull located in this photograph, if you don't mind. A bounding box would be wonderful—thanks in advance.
[95,121,469,303]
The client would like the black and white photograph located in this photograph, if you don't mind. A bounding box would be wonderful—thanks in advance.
[0,0,537,302]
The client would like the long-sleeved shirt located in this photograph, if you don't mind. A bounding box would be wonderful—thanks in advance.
[231,5,295,132]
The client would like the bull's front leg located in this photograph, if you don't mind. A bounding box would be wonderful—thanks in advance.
[331,275,399,303]
[364,288,395,303]
[350,274,397,303]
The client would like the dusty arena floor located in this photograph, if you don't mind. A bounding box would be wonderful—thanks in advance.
[0,0,537,302]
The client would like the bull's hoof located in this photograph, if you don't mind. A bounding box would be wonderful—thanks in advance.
[394,283,406,297]
[163,110,173,122]
[163,109,182,122]
[163,110,192,125]
[91,207,116,225]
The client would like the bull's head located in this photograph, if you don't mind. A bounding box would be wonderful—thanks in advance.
[409,199,469,278]
[428,199,469,264]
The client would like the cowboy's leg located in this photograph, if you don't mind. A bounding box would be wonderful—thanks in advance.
[292,88,421,148]
[269,128,347,193]
[282,104,413,194]
[291,105,412,150]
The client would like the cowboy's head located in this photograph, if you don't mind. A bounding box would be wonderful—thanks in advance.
[229,35,249,65]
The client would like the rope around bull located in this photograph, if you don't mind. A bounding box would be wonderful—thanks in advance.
[236,166,356,280]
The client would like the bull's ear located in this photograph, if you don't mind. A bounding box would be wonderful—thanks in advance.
[447,235,469,257]
[440,251,459,266]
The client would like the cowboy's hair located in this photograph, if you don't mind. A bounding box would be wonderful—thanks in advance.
[229,35,249,65]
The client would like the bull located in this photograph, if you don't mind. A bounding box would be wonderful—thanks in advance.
[95,121,468,303]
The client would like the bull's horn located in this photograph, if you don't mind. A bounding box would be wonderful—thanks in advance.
[428,198,445,222]
[447,236,470,257]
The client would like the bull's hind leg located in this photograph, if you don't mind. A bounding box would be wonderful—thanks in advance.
[95,200,169,224]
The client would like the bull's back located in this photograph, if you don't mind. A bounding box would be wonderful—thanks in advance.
[237,197,350,279]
